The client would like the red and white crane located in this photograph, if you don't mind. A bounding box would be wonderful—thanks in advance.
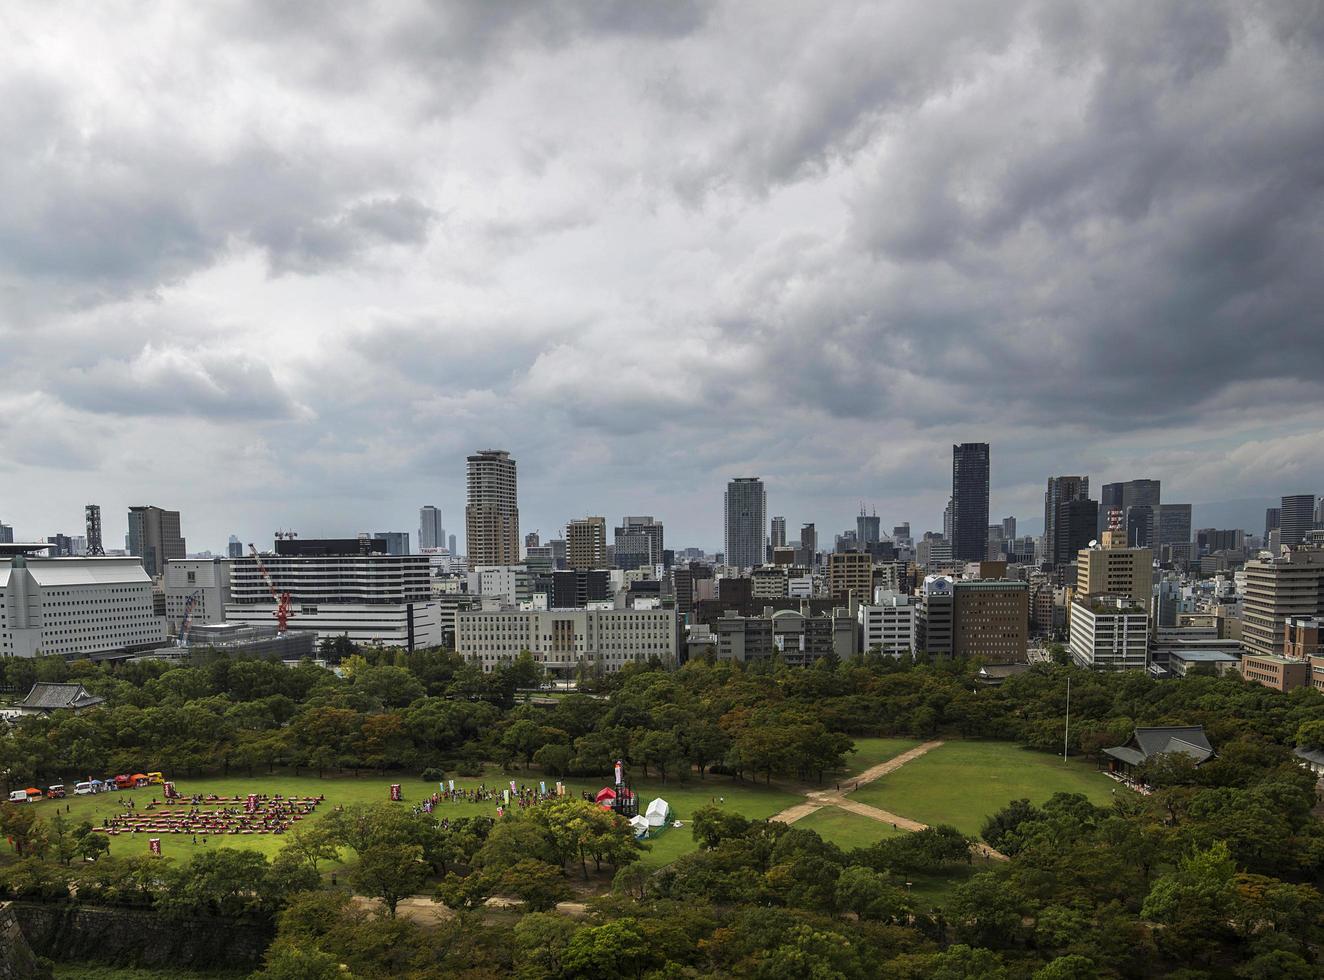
[247,543,292,634]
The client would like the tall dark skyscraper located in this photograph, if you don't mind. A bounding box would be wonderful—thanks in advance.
[724,477,767,569]
[1265,507,1281,541]
[950,443,990,562]
[1044,476,1089,564]
[1280,494,1316,547]
[856,506,881,549]
[1054,498,1099,565]
[1099,479,1161,536]
[127,505,186,577]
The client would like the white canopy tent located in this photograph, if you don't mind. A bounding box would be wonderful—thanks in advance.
[645,798,671,828]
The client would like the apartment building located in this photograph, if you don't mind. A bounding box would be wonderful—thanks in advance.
[1069,596,1149,671]
[858,591,916,656]
[1242,542,1324,658]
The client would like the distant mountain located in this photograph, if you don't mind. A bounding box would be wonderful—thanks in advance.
[1192,498,1282,535]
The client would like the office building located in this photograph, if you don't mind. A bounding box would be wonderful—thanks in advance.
[1279,494,1317,548]
[470,566,535,607]
[163,558,231,634]
[917,575,955,657]
[613,516,664,570]
[713,606,855,666]
[1265,507,1281,542]
[567,517,608,570]
[465,449,519,570]
[419,506,445,551]
[45,534,75,557]
[0,523,13,544]
[857,507,881,551]
[1077,539,1154,614]
[226,545,439,649]
[127,505,186,578]
[1197,529,1244,555]
[1284,616,1322,660]
[1054,498,1099,567]
[724,478,767,570]
[751,566,789,599]
[1,552,166,658]
[1152,503,1192,555]
[552,569,611,608]
[798,523,818,568]
[950,443,990,561]
[771,516,787,549]
[374,531,410,556]
[953,579,1029,661]
[456,607,677,676]
[827,550,873,603]
[227,535,243,559]
[448,534,458,557]
[1241,541,1324,658]
[1069,596,1149,671]
[893,523,911,546]
[1044,476,1089,564]
[858,592,916,656]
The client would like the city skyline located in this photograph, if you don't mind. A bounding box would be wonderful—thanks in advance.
[0,3,1321,553]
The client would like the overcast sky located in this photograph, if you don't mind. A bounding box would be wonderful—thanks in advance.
[1,1,1322,553]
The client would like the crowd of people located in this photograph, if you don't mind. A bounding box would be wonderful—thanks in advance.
[409,780,563,817]
[94,792,325,837]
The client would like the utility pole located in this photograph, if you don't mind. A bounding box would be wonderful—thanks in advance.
[1063,675,1071,761]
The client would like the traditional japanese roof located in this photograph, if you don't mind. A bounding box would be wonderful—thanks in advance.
[1294,746,1324,767]
[16,682,105,711]
[1103,725,1215,766]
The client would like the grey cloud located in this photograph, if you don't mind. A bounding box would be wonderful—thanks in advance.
[56,345,306,422]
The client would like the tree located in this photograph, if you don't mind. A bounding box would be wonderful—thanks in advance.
[49,812,81,866]
[513,912,580,979]
[561,918,655,979]
[834,865,910,921]
[0,805,48,858]
[353,843,427,918]
[947,872,1025,949]
[158,849,284,920]
[279,823,341,877]
[496,858,572,911]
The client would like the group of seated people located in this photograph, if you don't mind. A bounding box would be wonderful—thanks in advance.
[94,793,326,836]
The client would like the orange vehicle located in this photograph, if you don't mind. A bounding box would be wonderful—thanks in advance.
[46,785,66,799]
[113,774,133,789]
[131,773,150,788]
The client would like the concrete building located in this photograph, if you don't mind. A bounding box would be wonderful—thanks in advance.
[858,592,916,656]
[918,575,955,657]
[227,535,243,559]
[566,517,607,570]
[723,478,767,570]
[372,531,410,556]
[953,579,1029,661]
[419,506,445,551]
[714,606,854,666]
[1284,616,1322,659]
[163,558,231,635]
[951,443,990,561]
[827,550,873,603]
[798,523,818,568]
[1100,479,1161,538]
[552,569,611,608]
[466,449,519,570]
[469,566,534,607]
[456,606,678,676]
[1069,596,1149,671]
[1054,498,1099,567]
[1076,539,1154,614]
[1241,653,1311,692]
[127,506,186,578]
[226,547,439,649]
[1241,541,1324,658]
[771,516,787,549]
[613,516,664,570]
[751,566,788,599]
[1,553,166,658]
[1265,507,1281,542]
[1279,494,1317,548]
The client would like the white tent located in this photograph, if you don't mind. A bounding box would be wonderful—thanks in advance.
[628,814,651,838]
[645,798,671,828]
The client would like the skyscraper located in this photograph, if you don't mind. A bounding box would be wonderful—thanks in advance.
[1265,507,1281,541]
[1054,498,1099,566]
[950,443,990,562]
[857,506,881,550]
[419,505,445,551]
[1280,494,1316,548]
[798,523,818,567]
[448,534,457,557]
[567,517,608,570]
[374,531,411,556]
[126,505,186,577]
[1099,479,1161,536]
[771,516,787,548]
[724,478,767,569]
[227,535,243,558]
[1044,476,1089,563]
[614,516,664,570]
[465,449,519,570]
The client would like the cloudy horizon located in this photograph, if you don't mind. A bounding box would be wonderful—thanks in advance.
[1,1,1322,553]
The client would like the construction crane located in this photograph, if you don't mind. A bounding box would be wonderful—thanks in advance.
[176,590,203,647]
[248,543,292,634]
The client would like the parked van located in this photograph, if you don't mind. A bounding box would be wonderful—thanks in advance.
[46,785,65,799]
[75,781,95,796]
[7,790,27,803]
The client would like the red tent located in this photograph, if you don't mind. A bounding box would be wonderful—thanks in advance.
[594,787,617,804]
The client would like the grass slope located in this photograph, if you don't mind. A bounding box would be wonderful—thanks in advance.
[849,741,1123,837]
[793,807,909,851]
[839,737,923,777]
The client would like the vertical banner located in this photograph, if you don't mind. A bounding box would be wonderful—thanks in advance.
[539,781,546,796]
[448,779,455,792]
[509,779,517,796]
[149,838,161,855]
[614,760,623,786]
[390,784,402,801]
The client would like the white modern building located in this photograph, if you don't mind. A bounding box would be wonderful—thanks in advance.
[467,565,534,607]
[858,592,916,656]
[163,558,231,634]
[1069,596,1150,671]
[456,607,679,676]
[225,551,440,650]
[1,553,166,658]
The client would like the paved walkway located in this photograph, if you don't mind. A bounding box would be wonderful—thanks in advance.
[769,739,1008,860]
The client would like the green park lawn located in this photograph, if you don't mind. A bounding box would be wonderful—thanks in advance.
[793,806,909,851]
[849,741,1124,837]
[839,737,923,777]
[44,769,799,869]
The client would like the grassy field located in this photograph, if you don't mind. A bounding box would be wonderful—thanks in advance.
[849,741,1124,836]
[793,806,909,851]
[37,769,798,868]
[839,737,922,777]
